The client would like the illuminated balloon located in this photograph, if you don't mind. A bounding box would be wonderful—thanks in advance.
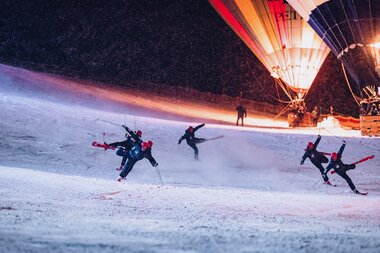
[209,0,330,97]
[287,0,380,95]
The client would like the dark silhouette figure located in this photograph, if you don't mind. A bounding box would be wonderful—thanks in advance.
[236,104,247,126]
[300,135,330,184]
[117,141,158,181]
[324,141,360,193]
[178,123,206,160]
[109,129,142,170]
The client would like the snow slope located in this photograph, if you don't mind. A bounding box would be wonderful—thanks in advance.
[0,64,379,253]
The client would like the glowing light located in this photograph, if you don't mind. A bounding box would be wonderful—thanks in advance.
[209,0,330,92]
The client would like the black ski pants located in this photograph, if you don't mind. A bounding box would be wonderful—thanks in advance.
[119,159,138,178]
[335,164,356,190]
[116,148,128,166]
[187,142,199,159]
[236,115,244,126]
[313,162,329,182]
[187,138,205,159]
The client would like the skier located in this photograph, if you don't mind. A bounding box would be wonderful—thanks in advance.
[324,141,364,194]
[300,135,331,185]
[117,140,158,182]
[108,129,142,170]
[235,104,247,126]
[178,123,206,160]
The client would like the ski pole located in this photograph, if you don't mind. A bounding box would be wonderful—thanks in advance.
[320,126,340,139]
[155,166,164,186]
[96,118,122,126]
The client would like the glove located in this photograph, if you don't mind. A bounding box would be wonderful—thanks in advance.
[178,140,181,144]
[154,162,158,167]
[300,161,304,165]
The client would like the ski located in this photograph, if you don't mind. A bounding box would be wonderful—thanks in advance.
[354,190,368,195]
[324,181,336,187]
[92,141,115,150]
[353,155,374,165]
[199,135,224,144]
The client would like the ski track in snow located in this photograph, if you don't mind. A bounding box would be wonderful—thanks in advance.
[0,64,380,252]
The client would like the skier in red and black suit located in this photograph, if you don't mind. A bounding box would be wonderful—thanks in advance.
[300,135,331,184]
[178,123,206,160]
[117,140,158,181]
[324,141,361,194]
[108,127,142,171]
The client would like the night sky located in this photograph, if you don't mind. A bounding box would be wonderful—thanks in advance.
[0,0,358,115]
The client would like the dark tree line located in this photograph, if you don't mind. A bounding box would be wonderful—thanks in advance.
[0,0,358,116]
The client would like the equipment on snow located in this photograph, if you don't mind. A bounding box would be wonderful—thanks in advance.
[324,180,337,187]
[354,189,368,195]
[92,141,115,150]
[198,135,224,144]
[353,155,374,165]
[155,166,164,186]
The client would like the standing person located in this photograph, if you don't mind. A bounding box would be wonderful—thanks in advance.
[235,104,247,126]
[108,129,142,170]
[117,140,158,181]
[300,135,331,184]
[311,106,319,126]
[178,123,206,160]
[329,106,334,115]
[324,141,365,194]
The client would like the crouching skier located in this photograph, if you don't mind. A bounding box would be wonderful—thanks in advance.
[178,123,206,160]
[324,141,366,195]
[108,129,142,170]
[300,135,332,185]
[117,140,158,182]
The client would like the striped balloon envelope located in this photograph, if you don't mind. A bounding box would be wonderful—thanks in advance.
[287,0,380,97]
[209,0,330,99]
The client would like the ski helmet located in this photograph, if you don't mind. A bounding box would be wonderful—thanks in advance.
[141,142,150,150]
[136,130,142,137]
[307,142,314,149]
[331,152,338,161]
[148,140,153,147]
[188,126,194,132]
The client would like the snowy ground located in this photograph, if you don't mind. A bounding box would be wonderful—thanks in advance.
[0,64,379,252]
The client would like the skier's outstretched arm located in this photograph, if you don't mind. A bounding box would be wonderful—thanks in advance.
[313,134,321,148]
[123,125,142,144]
[194,123,205,132]
[338,141,346,157]
[300,151,308,165]
[178,134,186,144]
[145,150,158,167]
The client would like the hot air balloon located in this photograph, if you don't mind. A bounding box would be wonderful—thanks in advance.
[209,0,330,101]
[287,0,380,102]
